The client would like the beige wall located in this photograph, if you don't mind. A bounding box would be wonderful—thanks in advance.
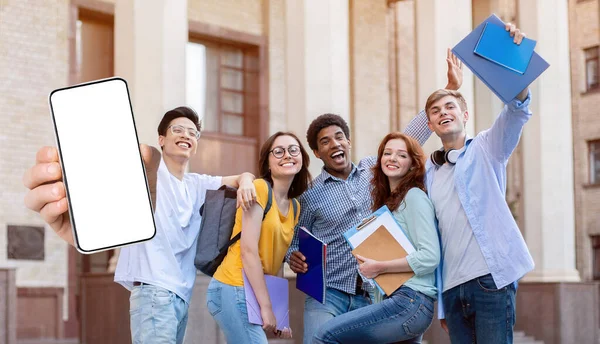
[350,0,390,160]
[267,0,287,134]
[569,0,600,281]
[188,0,264,36]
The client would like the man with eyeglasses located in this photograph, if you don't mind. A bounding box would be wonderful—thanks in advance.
[23,106,258,344]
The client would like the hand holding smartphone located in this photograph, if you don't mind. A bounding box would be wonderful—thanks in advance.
[48,77,156,253]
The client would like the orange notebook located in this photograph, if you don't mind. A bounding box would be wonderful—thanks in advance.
[352,225,414,296]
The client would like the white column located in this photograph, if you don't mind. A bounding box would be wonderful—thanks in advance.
[285,0,350,177]
[518,0,580,282]
[115,0,188,148]
[415,0,475,154]
[471,0,505,133]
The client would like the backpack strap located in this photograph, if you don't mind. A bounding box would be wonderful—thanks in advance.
[292,198,298,220]
[263,179,273,219]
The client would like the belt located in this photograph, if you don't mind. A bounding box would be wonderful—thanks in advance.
[355,278,368,297]
[133,281,149,286]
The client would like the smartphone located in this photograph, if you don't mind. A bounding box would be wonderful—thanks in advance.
[48,77,156,254]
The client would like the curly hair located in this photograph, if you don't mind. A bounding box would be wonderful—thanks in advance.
[306,114,350,151]
[370,132,426,212]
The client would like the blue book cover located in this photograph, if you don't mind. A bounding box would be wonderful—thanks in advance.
[452,13,550,103]
[474,22,537,75]
[296,227,327,304]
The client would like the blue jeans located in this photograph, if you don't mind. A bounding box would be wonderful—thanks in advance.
[206,278,268,344]
[129,284,189,344]
[312,286,433,344]
[442,274,516,344]
[303,287,371,344]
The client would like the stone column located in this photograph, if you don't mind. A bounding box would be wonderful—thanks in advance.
[0,268,16,344]
[114,0,188,148]
[285,0,351,176]
[517,0,580,283]
[415,0,475,154]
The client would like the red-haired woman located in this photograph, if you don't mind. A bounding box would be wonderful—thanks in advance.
[313,133,440,344]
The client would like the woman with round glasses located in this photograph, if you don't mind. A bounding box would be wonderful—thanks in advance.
[207,131,312,343]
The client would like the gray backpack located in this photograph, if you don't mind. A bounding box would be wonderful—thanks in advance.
[194,179,298,276]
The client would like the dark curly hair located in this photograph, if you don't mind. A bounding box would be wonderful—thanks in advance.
[306,113,351,151]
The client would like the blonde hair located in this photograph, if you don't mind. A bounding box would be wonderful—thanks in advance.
[425,89,467,118]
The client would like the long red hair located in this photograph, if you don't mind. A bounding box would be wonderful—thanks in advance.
[370,133,427,212]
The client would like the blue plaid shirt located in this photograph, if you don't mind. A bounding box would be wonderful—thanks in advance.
[286,110,432,295]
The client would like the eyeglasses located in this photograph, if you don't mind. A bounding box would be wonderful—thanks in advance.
[168,125,200,140]
[270,145,301,159]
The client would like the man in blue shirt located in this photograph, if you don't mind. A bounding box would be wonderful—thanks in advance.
[287,51,463,343]
[424,23,534,344]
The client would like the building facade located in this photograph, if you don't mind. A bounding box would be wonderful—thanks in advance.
[0,0,598,343]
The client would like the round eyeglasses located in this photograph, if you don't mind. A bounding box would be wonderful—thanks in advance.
[168,125,200,140]
[270,145,301,159]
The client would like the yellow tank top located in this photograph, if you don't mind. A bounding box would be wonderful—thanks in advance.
[213,179,300,286]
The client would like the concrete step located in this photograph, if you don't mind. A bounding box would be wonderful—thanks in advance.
[514,331,544,344]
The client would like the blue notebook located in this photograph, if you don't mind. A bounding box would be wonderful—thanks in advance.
[296,227,327,304]
[474,22,537,75]
[452,14,550,104]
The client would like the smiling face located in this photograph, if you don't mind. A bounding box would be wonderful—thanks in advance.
[427,95,469,139]
[381,138,413,184]
[313,125,352,178]
[158,117,198,161]
[269,135,303,178]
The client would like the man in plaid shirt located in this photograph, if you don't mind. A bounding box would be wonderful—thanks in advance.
[286,50,463,343]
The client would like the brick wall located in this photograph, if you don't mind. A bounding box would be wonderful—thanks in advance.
[0,0,70,290]
[568,0,600,281]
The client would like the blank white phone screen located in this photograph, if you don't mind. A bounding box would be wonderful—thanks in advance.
[49,78,156,253]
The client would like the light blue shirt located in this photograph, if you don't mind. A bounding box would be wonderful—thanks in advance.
[425,92,535,318]
[431,147,490,292]
[393,188,440,299]
[114,159,222,304]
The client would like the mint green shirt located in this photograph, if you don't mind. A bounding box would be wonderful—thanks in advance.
[392,187,440,299]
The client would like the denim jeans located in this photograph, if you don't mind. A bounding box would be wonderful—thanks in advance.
[206,278,268,344]
[302,287,371,344]
[312,286,434,344]
[129,284,189,344]
[442,273,516,344]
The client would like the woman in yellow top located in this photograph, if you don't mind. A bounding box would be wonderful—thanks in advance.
[206,131,312,343]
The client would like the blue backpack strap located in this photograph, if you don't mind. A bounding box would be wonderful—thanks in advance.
[292,198,298,220]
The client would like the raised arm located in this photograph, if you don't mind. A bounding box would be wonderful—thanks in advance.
[482,24,532,163]
[404,49,463,146]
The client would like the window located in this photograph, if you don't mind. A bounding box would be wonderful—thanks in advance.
[592,236,600,280]
[584,46,599,91]
[186,41,259,136]
[590,140,600,184]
